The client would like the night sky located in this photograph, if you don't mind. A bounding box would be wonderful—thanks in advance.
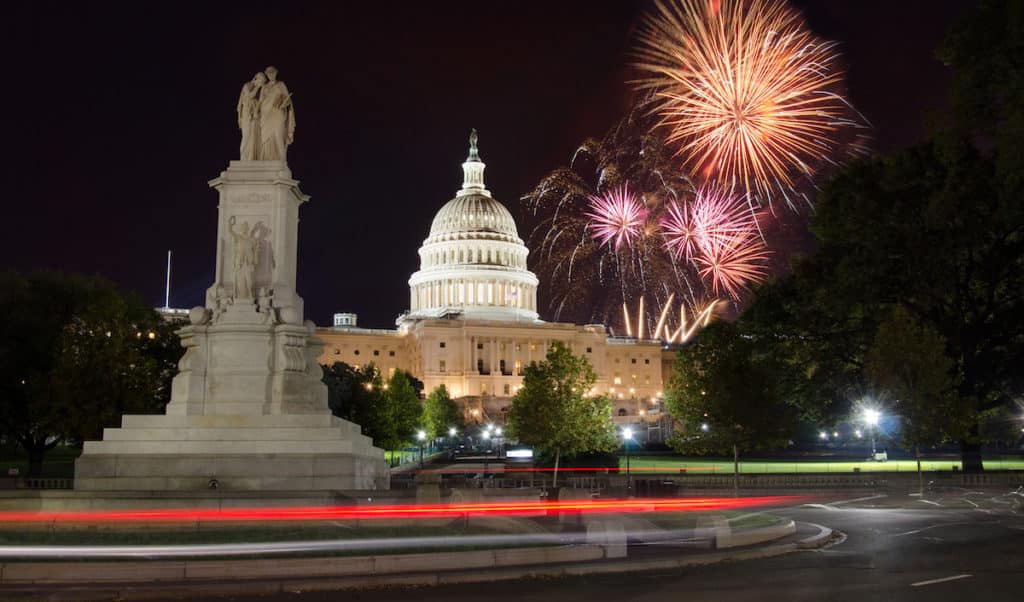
[5,1,970,328]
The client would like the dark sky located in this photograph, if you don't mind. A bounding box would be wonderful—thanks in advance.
[5,1,971,328]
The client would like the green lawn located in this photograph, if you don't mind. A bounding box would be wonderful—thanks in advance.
[619,455,1024,474]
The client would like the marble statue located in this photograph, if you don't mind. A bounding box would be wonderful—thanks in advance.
[236,66,295,161]
[257,66,295,161]
[237,72,267,160]
[468,128,480,160]
[229,216,258,298]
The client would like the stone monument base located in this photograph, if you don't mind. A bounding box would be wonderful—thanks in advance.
[75,414,388,491]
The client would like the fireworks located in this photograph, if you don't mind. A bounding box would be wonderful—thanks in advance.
[585,184,648,251]
[621,297,721,344]
[522,111,771,334]
[696,230,771,299]
[661,186,758,262]
[634,0,866,206]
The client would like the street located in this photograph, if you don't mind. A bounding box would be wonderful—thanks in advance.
[224,489,1024,602]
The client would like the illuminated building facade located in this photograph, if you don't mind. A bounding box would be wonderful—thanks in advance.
[317,133,671,437]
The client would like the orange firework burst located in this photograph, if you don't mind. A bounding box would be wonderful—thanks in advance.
[635,0,865,207]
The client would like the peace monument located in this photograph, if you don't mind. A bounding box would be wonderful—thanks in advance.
[75,68,389,492]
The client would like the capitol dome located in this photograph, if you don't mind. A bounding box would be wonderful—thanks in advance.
[406,130,539,322]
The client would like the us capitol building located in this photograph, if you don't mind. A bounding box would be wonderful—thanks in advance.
[317,132,671,438]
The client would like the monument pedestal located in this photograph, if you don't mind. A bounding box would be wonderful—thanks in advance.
[75,160,389,492]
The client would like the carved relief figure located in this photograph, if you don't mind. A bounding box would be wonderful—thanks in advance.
[237,72,267,160]
[252,221,276,289]
[257,66,295,161]
[229,216,259,299]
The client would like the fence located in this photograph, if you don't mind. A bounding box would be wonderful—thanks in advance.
[434,470,1024,492]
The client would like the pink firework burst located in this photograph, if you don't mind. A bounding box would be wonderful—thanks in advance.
[662,188,759,263]
[696,231,771,300]
[585,184,647,251]
[660,200,703,263]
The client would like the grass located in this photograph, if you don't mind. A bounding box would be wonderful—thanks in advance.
[619,455,1024,474]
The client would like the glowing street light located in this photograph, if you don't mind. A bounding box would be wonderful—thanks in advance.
[863,408,881,457]
[417,430,426,469]
[622,427,634,495]
[700,423,710,432]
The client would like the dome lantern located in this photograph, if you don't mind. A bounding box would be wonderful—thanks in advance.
[460,128,489,196]
[405,130,539,324]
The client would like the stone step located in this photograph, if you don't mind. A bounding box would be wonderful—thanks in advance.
[101,427,364,442]
[81,439,370,455]
[120,413,352,430]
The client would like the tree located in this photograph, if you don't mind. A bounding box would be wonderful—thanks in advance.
[507,342,616,486]
[321,362,423,452]
[376,370,423,452]
[865,306,968,493]
[665,322,796,494]
[322,361,386,443]
[423,384,464,440]
[0,271,178,476]
[738,1,1024,473]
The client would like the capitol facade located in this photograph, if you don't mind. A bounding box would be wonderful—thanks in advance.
[317,133,671,438]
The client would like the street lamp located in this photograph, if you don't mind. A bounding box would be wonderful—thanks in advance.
[416,430,426,469]
[482,430,492,474]
[863,408,881,458]
[622,427,634,496]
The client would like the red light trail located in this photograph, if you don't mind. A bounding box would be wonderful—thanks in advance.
[0,496,806,524]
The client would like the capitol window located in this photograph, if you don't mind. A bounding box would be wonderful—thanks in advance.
[439,360,446,373]
[439,341,446,348]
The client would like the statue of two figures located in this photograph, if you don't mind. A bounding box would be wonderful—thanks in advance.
[228,216,274,301]
[237,66,295,161]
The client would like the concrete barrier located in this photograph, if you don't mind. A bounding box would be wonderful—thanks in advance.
[0,544,607,585]
[585,519,626,558]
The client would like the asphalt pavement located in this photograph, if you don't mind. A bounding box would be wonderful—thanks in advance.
[207,488,1024,602]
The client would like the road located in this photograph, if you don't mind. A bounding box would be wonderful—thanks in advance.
[222,488,1024,602]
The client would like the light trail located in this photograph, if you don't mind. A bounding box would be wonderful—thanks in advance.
[0,496,806,525]
[0,526,726,560]
[416,466,723,473]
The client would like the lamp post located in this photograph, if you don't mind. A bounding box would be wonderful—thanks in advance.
[482,430,491,474]
[416,430,426,469]
[495,427,503,458]
[622,427,634,496]
[863,409,880,459]
[448,426,457,450]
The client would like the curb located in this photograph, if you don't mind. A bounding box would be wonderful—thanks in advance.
[0,522,833,600]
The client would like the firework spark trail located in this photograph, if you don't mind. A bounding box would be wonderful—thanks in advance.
[585,184,647,250]
[634,0,866,208]
[697,230,771,299]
